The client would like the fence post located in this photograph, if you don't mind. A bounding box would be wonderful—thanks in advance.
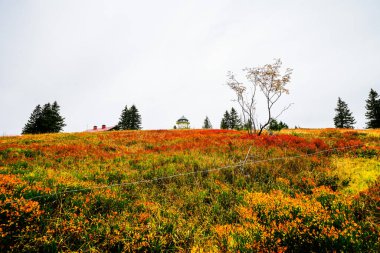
[241,146,252,173]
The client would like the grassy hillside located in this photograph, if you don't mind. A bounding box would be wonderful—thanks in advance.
[0,129,379,252]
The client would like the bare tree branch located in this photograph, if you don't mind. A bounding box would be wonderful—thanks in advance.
[227,58,293,135]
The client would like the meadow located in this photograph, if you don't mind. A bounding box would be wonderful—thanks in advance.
[0,128,379,252]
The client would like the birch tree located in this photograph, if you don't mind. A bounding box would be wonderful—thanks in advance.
[227,58,292,135]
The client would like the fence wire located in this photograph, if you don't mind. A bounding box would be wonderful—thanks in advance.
[5,144,362,203]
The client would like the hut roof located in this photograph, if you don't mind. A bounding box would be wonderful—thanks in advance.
[177,116,189,122]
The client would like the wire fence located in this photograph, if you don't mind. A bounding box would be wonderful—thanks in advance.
[6,144,363,203]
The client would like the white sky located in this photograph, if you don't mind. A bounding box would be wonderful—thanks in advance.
[1,0,379,135]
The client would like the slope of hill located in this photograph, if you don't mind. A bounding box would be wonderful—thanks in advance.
[0,129,379,252]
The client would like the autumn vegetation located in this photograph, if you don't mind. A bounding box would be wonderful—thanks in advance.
[0,128,379,252]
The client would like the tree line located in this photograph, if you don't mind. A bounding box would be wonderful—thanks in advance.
[225,59,380,134]
[216,107,288,131]
[22,103,142,134]
[333,88,380,129]
[218,88,380,132]
[21,58,379,135]
[22,87,380,135]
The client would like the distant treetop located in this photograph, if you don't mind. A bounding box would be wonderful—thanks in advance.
[333,97,356,129]
[117,104,142,130]
[365,88,380,129]
[202,116,212,129]
[22,101,66,134]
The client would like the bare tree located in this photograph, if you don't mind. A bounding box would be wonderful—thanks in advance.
[227,72,257,134]
[227,58,292,135]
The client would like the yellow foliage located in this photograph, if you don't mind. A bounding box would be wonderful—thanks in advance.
[334,157,380,194]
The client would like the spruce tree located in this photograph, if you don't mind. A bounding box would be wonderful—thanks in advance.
[268,119,279,131]
[22,105,42,134]
[229,107,241,130]
[268,118,288,131]
[365,88,380,129]
[334,97,356,128]
[40,103,53,133]
[202,116,212,129]
[220,111,230,129]
[22,102,65,134]
[118,105,130,130]
[129,105,142,130]
[278,121,288,130]
[51,101,66,132]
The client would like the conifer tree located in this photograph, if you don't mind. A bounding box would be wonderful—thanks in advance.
[40,103,52,133]
[220,111,230,129]
[229,107,241,130]
[117,105,130,130]
[22,102,65,134]
[51,101,66,132]
[365,88,380,129]
[128,105,142,130]
[202,116,212,129]
[268,118,288,131]
[22,105,42,134]
[279,121,288,130]
[334,97,356,128]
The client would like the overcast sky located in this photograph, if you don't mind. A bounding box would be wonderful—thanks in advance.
[1,0,379,135]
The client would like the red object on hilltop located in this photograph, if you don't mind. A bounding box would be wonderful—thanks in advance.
[84,124,116,132]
